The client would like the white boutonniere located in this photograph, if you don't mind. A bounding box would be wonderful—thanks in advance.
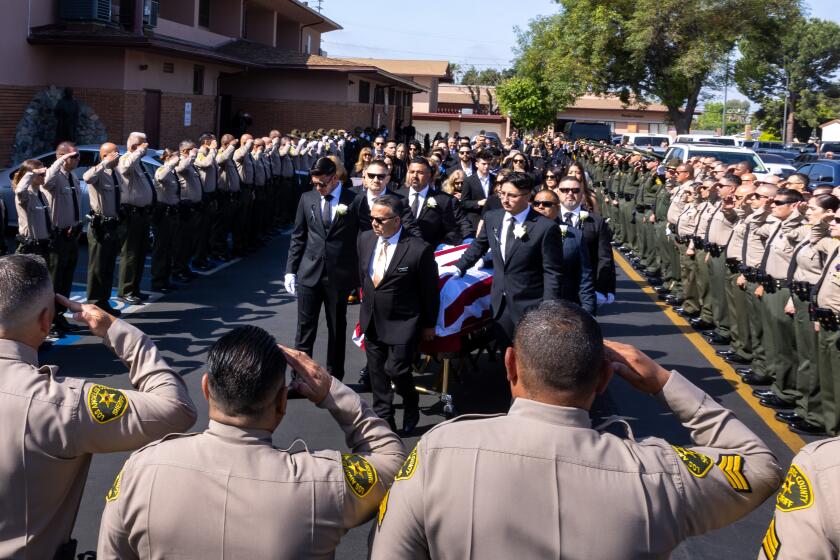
[579,210,589,221]
[335,204,348,216]
[513,223,527,239]
[426,198,438,209]
[559,224,569,237]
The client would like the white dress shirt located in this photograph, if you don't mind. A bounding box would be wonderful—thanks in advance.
[368,228,402,280]
[499,207,531,261]
[461,163,474,177]
[366,187,386,209]
[478,173,491,198]
[321,183,342,219]
[561,204,582,228]
[408,186,430,218]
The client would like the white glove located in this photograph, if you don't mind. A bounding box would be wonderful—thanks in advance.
[596,292,607,305]
[607,293,615,304]
[284,273,297,296]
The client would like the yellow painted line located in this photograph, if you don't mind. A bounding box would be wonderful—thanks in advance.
[613,250,805,452]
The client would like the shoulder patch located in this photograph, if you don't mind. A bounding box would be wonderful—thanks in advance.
[761,517,780,560]
[777,464,814,512]
[105,469,122,503]
[672,445,713,478]
[342,453,378,498]
[717,454,752,493]
[377,488,390,528]
[396,446,418,481]
[87,384,129,424]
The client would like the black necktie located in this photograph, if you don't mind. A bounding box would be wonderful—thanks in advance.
[411,192,421,218]
[504,216,516,261]
[37,190,52,233]
[111,168,122,213]
[322,193,333,229]
[564,212,574,227]
[69,174,80,223]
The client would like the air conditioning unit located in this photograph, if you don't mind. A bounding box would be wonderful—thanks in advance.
[118,0,159,29]
[59,0,112,23]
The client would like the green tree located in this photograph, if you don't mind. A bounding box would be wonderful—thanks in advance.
[693,100,750,133]
[734,17,840,143]
[512,0,800,133]
[459,65,507,114]
[496,77,556,131]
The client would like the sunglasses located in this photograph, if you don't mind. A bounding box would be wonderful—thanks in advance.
[558,188,581,194]
[772,199,794,206]
[545,174,557,179]
[371,215,397,224]
[375,142,384,145]
[513,159,526,164]
[453,181,464,186]
[459,151,471,155]
[311,175,334,188]
[366,172,387,180]
[533,200,557,208]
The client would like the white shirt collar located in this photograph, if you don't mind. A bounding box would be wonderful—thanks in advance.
[506,206,531,224]
[562,204,582,218]
[410,185,430,199]
[379,228,402,246]
[323,183,342,202]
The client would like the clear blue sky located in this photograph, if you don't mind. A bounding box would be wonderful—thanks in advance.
[319,0,838,109]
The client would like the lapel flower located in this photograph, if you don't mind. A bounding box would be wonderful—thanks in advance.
[579,210,589,222]
[426,197,438,209]
[335,203,348,216]
[513,223,527,239]
[559,224,569,237]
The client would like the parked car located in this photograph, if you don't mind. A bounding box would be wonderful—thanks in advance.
[620,133,670,155]
[1,145,162,230]
[795,160,840,189]
[819,142,840,156]
[757,153,797,178]
[563,121,612,142]
[673,134,738,146]
[663,143,772,181]
[611,135,623,145]
[747,141,799,162]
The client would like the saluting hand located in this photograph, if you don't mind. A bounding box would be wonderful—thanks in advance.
[55,294,116,338]
[279,345,332,404]
[604,340,672,395]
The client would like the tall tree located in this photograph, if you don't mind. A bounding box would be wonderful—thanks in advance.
[459,65,506,114]
[511,0,800,133]
[734,16,840,143]
[496,77,556,131]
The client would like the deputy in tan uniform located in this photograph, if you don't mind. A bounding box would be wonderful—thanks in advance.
[116,132,155,306]
[213,134,239,260]
[691,178,720,330]
[665,164,696,306]
[233,134,255,255]
[372,300,781,559]
[13,159,53,259]
[0,254,196,559]
[83,143,123,316]
[43,142,83,335]
[675,183,704,317]
[97,327,404,559]
[704,174,740,345]
[192,133,218,270]
[758,437,840,559]
[150,148,181,292]
[173,141,202,282]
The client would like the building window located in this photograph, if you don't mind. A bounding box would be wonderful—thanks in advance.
[359,80,370,104]
[650,122,668,134]
[388,87,395,105]
[198,0,210,28]
[374,86,385,105]
[163,62,174,73]
[193,65,205,95]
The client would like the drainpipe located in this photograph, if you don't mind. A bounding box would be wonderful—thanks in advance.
[299,18,323,53]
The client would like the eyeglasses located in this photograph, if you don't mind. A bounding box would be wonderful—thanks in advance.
[374,141,384,146]
[533,200,557,208]
[371,215,398,224]
[772,199,794,206]
[366,172,387,180]
[558,188,581,194]
[311,175,334,188]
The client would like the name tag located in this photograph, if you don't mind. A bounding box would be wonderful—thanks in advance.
[396,266,409,273]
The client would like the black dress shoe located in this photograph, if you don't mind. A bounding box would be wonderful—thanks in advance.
[116,294,143,306]
[676,308,699,318]
[716,349,735,357]
[775,410,803,422]
[760,395,796,409]
[403,408,420,435]
[736,367,753,376]
[647,277,663,286]
[358,367,371,391]
[706,334,731,345]
[618,246,631,253]
[690,318,714,330]
[703,330,717,338]
[742,373,773,385]
[726,354,752,365]
[654,286,670,294]
[666,297,684,306]
[131,292,150,301]
[753,389,775,398]
[788,418,827,435]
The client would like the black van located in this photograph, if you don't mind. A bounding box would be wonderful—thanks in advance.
[563,121,612,142]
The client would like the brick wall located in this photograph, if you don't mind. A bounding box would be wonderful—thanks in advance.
[229,97,399,135]
[158,93,218,149]
[0,86,40,166]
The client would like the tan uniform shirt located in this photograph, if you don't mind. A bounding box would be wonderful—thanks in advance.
[234,144,254,185]
[97,378,405,559]
[43,159,82,228]
[252,151,267,187]
[83,161,121,218]
[268,141,283,176]
[666,180,695,225]
[676,202,702,239]
[725,208,752,261]
[695,199,720,245]
[117,146,154,207]
[758,437,840,560]
[194,147,217,193]
[216,144,239,192]
[176,154,203,204]
[0,321,197,559]
[13,173,51,240]
[154,162,180,206]
[811,224,840,311]
[744,210,773,268]
[371,371,781,560]
[789,226,823,284]
[764,213,805,280]
[708,201,738,247]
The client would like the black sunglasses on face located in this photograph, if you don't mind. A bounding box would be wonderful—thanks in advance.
[513,159,526,164]
[545,174,556,179]
[371,215,397,224]
[366,172,387,180]
[533,200,556,208]
[772,199,794,206]
[558,188,581,194]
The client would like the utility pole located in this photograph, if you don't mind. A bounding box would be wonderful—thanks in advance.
[314,0,324,12]
[721,55,729,136]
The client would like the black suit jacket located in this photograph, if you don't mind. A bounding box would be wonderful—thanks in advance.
[455,208,564,328]
[460,173,495,230]
[396,186,473,247]
[357,230,440,346]
[445,161,474,177]
[285,186,361,292]
[355,189,421,237]
[577,211,616,295]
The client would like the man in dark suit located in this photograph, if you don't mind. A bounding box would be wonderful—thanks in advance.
[358,195,439,434]
[556,176,616,302]
[532,189,596,314]
[459,149,496,230]
[285,157,361,380]
[455,172,564,347]
[397,158,473,246]
[355,159,420,236]
[445,146,475,177]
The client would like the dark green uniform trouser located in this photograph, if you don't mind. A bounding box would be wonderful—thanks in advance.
[766,287,798,403]
[695,248,713,324]
[86,224,121,308]
[49,232,79,316]
[678,243,700,314]
[726,268,752,360]
[817,325,840,435]
[193,197,219,264]
[608,200,623,244]
[620,200,637,250]
[234,187,253,252]
[655,223,676,282]
[708,252,732,338]
[641,214,659,274]
[745,281,769,376]
[174,205,201,275]
[211,193,238,257]
[792,295,822,426]
[151,207,178,289]
[118,210,151,297]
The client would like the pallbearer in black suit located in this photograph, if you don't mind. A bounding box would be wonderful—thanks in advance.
[285,157,361,380]
[556,176,616,303]
[397,157,473,246]
[355,159,419,236]
[455,172,564,347]
[358,195,439,434]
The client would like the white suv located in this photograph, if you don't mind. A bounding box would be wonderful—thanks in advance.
[663,143,771,180]
[620,133,671,154]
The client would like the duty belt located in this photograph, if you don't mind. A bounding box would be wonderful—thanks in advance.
[53,222,84,239]
[707,243,726,258]
[790,280,813,302]
[15,235,51,251]
[738,265,759,282]
[811,306,840,330]
[623,193,635,201]
[154,203,179,216]
[635,204,652,212]
[120,204,152,216]
[725,257,741,273]
[759,276,785,293]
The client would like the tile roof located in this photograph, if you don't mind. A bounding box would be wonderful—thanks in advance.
[340,58,450,78]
